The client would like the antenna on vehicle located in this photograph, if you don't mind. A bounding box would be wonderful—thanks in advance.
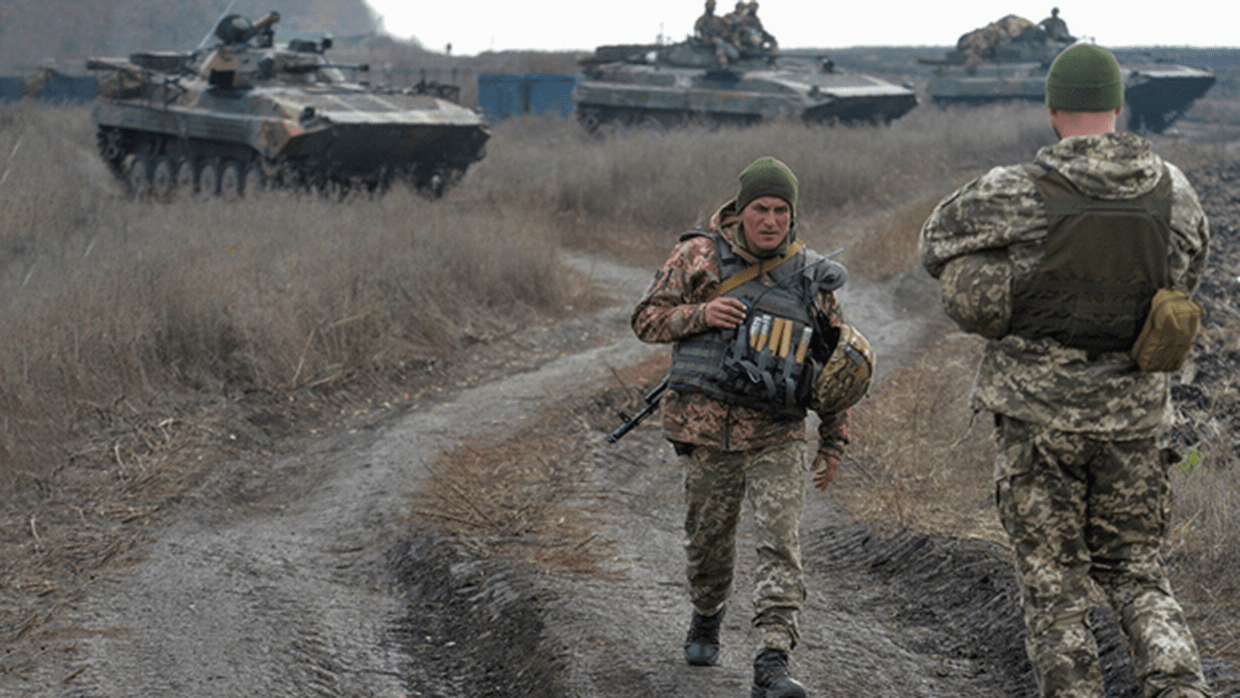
[196,0,239,51]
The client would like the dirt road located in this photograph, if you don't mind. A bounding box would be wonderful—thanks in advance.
[15,247,1240,697]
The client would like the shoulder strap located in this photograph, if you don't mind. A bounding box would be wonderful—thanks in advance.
[708,240,805,300]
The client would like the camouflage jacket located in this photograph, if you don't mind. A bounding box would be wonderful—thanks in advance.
[919,132,1210,438]
[632,201,849,452]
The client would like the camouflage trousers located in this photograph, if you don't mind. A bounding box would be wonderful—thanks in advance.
[681,439,808,653]
[994,415,1210,698]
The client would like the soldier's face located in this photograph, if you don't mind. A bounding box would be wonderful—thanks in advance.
[741,196,791,252]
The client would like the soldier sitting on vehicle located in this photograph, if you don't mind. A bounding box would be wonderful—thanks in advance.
[735,1,778,52]
[1038,7,1074,43]
[694,0,726,42]
[694,0,739,64]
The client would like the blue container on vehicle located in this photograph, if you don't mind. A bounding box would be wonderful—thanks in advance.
[477,73,580,120]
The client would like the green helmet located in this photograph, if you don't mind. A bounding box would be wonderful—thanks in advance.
[812,324,875,414]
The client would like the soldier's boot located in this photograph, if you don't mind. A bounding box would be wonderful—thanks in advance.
[683,605,725,666]
[751,647,807,698]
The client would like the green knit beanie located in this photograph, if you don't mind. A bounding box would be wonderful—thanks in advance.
[736,156,798,216]
[1045,43,1124,111]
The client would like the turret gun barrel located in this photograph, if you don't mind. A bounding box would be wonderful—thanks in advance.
[252,11,280,33]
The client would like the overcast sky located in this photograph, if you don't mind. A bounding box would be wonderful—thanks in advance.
[366,1,1238,55]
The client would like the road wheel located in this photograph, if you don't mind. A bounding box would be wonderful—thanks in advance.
[174,158,197,195]
[97,128,126,178]
[150,156,175,199]
[197,159,221,199]
[125,154,152,197]
[577,107,602,134]
[219,160,244,201]
[242,161,266,196]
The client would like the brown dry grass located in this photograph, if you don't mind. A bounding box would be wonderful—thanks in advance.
[463,101,1055,265]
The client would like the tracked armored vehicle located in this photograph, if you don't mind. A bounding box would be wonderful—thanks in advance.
[574,33,917,130]
[919,13,1215,133]
[86,11,488,197]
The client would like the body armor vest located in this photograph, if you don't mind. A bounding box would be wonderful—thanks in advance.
[669,230,847,420]
[1010,164,1173,354]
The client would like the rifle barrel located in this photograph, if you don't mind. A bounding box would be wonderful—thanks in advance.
[607,375,669,444]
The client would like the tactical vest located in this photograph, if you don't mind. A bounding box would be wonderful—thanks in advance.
[668,230,847,420]
[1009,164,1173,354]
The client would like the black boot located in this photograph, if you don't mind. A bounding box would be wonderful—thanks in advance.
[683,605,725,666]
[751,647,806,698]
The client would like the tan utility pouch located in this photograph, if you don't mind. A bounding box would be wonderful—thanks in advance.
[1131,288,1203,372]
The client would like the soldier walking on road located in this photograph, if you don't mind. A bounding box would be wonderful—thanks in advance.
[632,157,874,698]
[920,43,1212,698]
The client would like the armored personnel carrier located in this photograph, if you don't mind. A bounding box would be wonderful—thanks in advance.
[573,27,917,130]
[919,13,1215,133]
[86,11,489,197]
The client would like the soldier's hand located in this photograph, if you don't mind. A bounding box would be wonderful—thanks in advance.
[704,297,747,328]
[811,443,844,491]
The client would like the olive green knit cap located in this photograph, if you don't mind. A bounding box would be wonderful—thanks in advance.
[1045,43,1124,111]
[736,156,798,216]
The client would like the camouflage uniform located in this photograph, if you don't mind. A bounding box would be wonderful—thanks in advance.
[1039,9,1074,43]
[920,132,1211,698]
[734,3,778,52]
[632,199,848,652]
[693,1,736,65]
[694,0,727,43]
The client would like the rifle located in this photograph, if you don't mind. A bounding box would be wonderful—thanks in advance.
[608,375,670,444]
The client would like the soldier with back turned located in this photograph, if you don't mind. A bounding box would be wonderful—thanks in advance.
[920,43,1212,698]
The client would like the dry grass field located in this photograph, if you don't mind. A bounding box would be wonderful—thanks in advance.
[2,76,1238,678]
